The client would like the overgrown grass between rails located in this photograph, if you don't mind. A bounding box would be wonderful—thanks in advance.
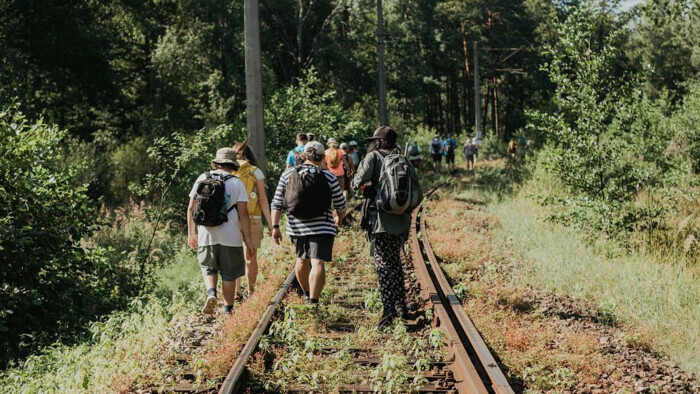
[0,250,202,393]
[490,189,700,376]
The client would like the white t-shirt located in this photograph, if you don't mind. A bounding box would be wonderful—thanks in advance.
[189,170,249,247]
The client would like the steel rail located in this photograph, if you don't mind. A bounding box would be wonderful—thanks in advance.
[411,184,514,394]
[219,270,296,394]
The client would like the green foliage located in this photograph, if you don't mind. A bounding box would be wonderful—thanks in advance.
[479,133,508,160]
[0,106,100,363]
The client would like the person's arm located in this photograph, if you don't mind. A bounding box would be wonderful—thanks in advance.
[271,209,283,244]
[238,201,255,258]
[328,172,348,226]
[342,155,354,177]
[256,178,273,236]
[187,198,197,249]
[350,152,375,191]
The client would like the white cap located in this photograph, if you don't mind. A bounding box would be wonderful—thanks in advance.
[349,140,358,146]
[304,141,325,156]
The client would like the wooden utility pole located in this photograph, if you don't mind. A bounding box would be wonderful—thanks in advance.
[377,0,388,126]
[474,42,483,143]
[244,0,267,175]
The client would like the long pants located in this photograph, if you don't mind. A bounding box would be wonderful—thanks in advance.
[373,233,407,317]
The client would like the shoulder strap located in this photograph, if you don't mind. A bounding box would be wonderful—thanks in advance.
[204,171,212,179]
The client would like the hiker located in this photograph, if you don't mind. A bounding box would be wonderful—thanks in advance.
[231,141,273,298]
[325,138,354,201]
[507,138,517,159]
[307,133,316,142]
[407,140,422,170]
[187,148,256,315]
[351,126,422,328]
[340,142,355,199]
[347,141,361,169]
[271,141,348,305]
[286,133,309,169]
[442,133,458,175]
[429,136,443,173]
[463,138,478,171]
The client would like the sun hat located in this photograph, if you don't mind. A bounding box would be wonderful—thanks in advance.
[349,141,358,146]
[339,142,349,149]
[326,137,339,147]
[365,126,397,143]
[212,147,238,164]
[304,141,325,156]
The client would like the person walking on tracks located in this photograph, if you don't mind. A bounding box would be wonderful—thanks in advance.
[325,138,354,201]
[231,141,273,299]
[187,148,256,315]
[429,135,443,173]
[271,141,347,305]
[351,126,423,328]
[442,133,458,175]
[463,138,478,171]
[286,133,309,169]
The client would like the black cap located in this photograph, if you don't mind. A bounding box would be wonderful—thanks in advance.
[365,126,397,143]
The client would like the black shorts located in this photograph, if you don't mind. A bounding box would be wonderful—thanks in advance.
[445,153,455,164]
[291,234,334,262]
[465,155,475,162]
[431,154,442,162]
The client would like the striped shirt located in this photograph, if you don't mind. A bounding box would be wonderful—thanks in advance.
[271,165,348,236]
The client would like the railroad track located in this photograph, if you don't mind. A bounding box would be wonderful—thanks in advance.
[214,184,513,393]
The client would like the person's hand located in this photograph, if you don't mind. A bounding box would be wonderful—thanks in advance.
[187,234,197,249]
[334,215,341,228]
[266,226,273,237]
[272,228,283,245]
[246,244,256,259]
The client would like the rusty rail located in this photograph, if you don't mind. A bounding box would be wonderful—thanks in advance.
[410,185,514,394]
[218,269,296,394]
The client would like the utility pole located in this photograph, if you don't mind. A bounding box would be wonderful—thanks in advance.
[377,0,388,126]
[474,41,483,143]
[244,0,267,175]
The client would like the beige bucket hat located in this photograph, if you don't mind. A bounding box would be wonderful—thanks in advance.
[212,147,238,164]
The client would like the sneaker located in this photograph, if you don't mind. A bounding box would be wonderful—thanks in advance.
[201,295,218,315]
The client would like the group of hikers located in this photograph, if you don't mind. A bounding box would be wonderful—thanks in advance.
[187,126,421,328]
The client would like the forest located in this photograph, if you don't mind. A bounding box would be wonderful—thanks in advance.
[2,0,700,390]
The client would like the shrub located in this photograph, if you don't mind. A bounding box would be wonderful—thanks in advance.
[0,105,99,363]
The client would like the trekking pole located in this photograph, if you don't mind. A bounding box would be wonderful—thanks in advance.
[404,142,409,156]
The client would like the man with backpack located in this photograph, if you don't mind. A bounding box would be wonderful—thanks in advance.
[463,138,478,171]
[351,126,422,328]
[271,141,347,306]
[429,136,443,173]
[187,148,256,315]
[442,133,458,175]
[407,140,422,171]
[286,133,309,169]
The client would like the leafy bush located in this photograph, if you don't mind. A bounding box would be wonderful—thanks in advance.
[0,105,101,363]
[479,133,507,160]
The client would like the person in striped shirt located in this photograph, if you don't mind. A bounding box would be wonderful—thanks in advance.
[271,141,347,305]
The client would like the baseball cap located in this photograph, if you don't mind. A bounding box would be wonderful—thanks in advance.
[327,137,339,146]
[340,142,349,149]
[365,126,397,143]
[349,141,358,146]
[304,141,325,156]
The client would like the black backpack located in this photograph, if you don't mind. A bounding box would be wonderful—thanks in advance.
[284,166,332,220]
[430,140,441,154]
[445,140,455,153]
[409,144,420,156]
[193,172,236,227]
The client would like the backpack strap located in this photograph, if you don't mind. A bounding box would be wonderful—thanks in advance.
[211,172,238,213]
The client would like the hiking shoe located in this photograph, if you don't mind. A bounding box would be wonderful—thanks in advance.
[201,295,218,315]
[377,313,395,330]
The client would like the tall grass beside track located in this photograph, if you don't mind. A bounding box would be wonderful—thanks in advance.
[490,178,700,377]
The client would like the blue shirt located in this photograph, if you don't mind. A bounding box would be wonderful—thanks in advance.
[285,146,305,167]
[442,139,457,156]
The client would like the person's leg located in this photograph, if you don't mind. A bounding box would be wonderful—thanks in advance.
[242,219,263,294]
[219,245,246,314]
[382,235,407,316]
[373,233,398,326]
[198,245,220,314]
[295,258,311,293]
[309,259,326,300]
[222,280,237,308]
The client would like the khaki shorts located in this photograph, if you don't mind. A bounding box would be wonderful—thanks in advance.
[241,217,264,252]
[197,245,245,281]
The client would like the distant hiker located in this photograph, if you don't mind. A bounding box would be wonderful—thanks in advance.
[286,133,309,169]
[325,138,354,201]
[347,141,361,169]
[351,126,423,328]
[349,140,365,164]
[463,138,478,171]
[271,141,348,305]
[443,133,458,175]
[340,142,356,199]
[507,138,517,158]
[407,140,422,169]
[231,141,273,298]
[187,148,256,315]
[429,136,443,173]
